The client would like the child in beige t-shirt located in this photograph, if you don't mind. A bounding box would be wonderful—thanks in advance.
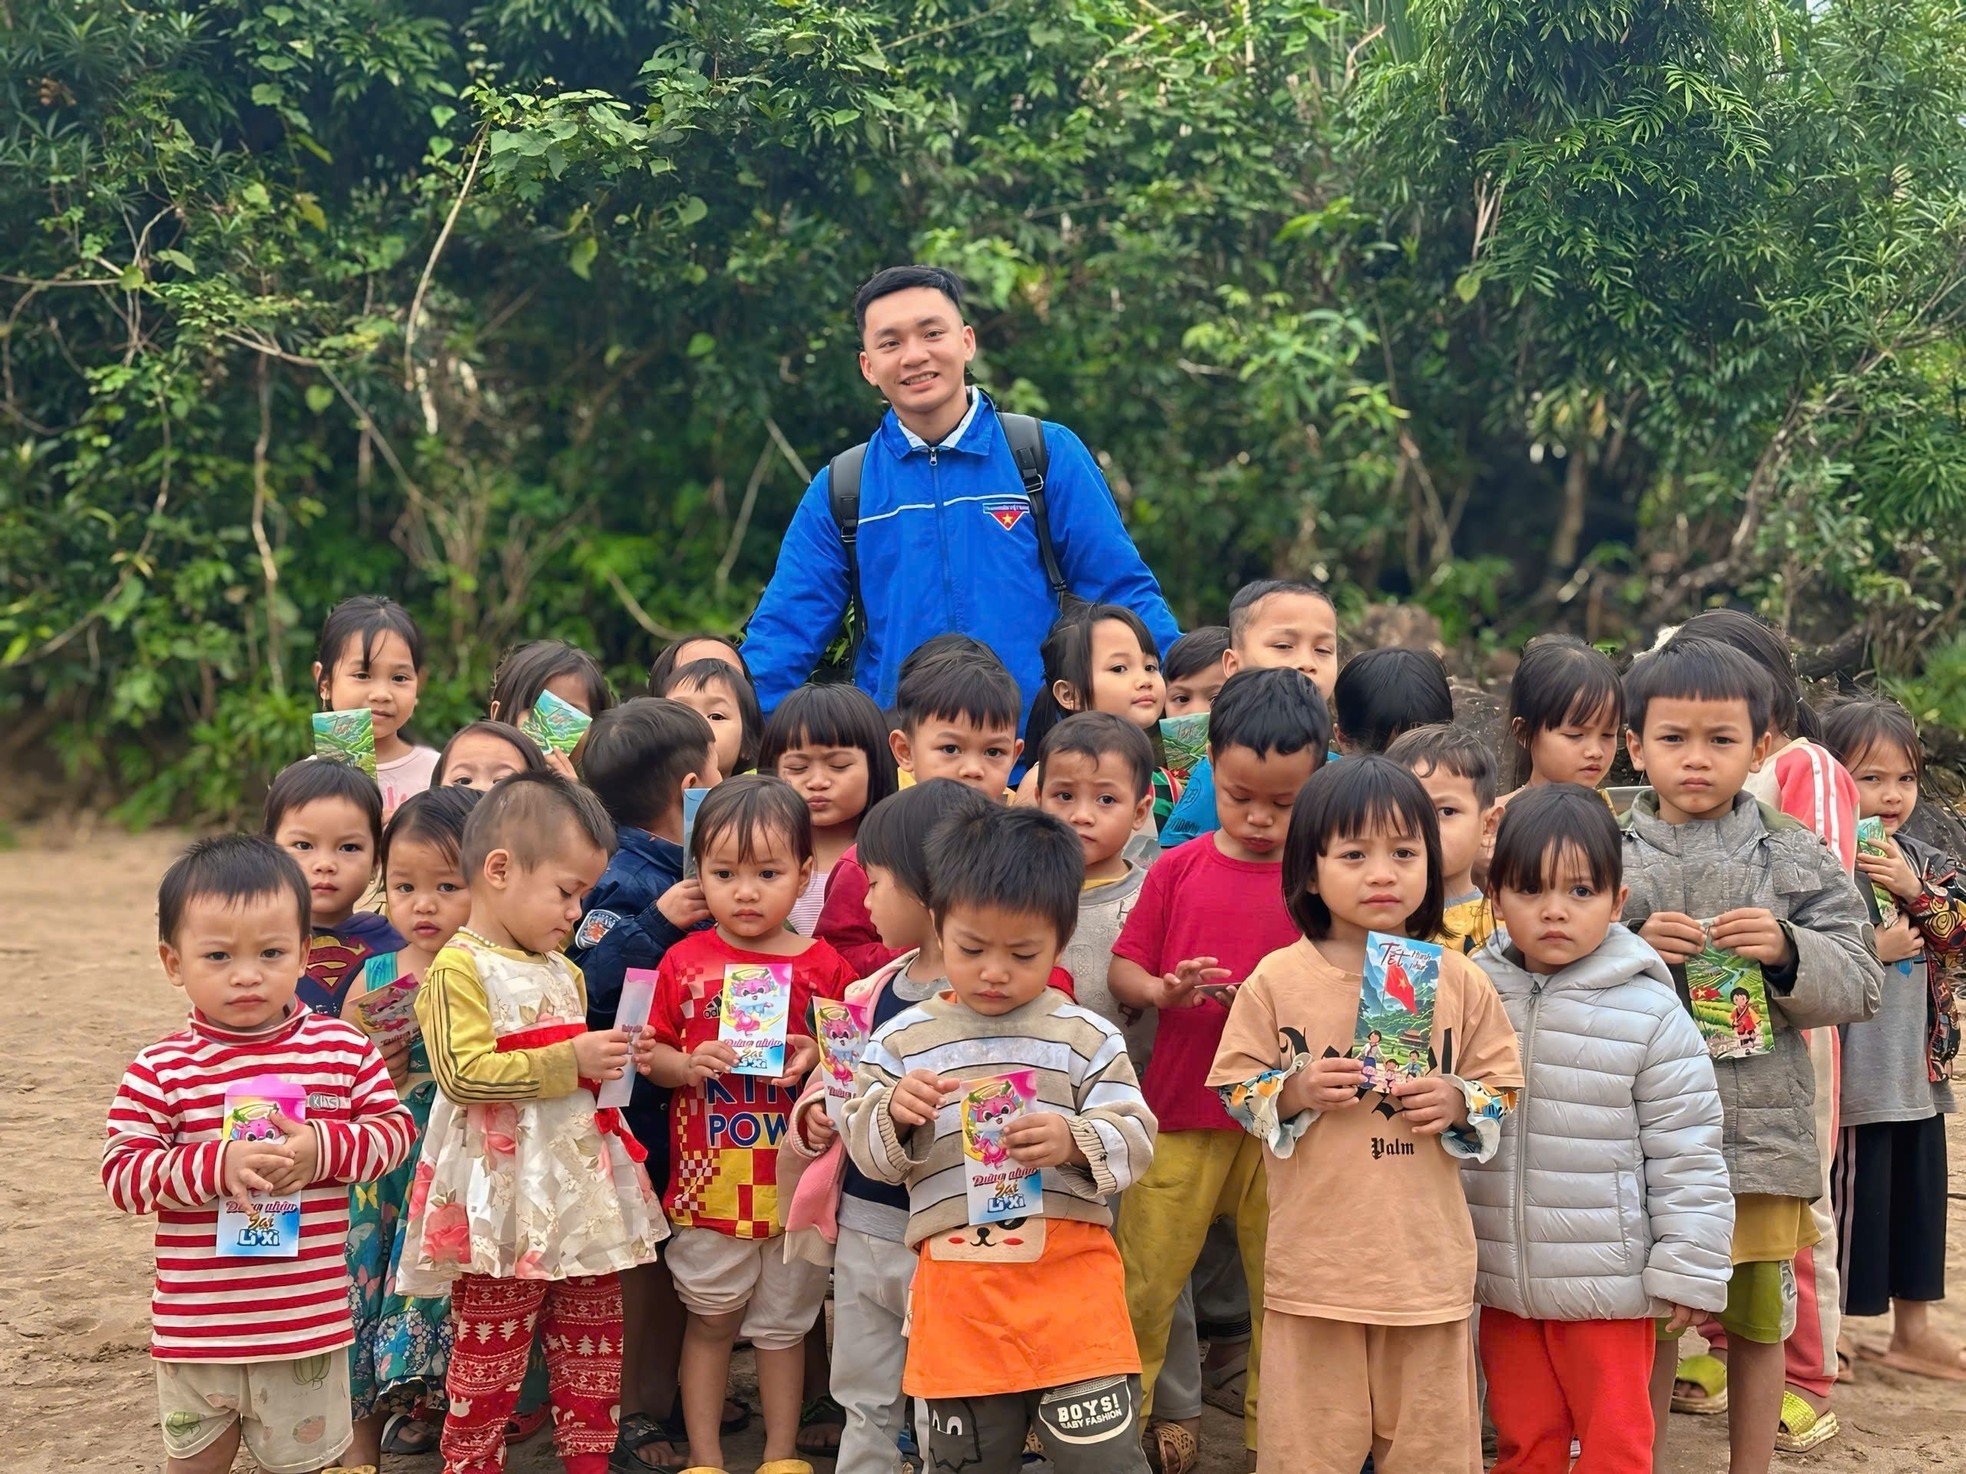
[1208,757,1523,1474]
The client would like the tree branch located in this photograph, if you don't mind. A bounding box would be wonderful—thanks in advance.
[403,128,489,395]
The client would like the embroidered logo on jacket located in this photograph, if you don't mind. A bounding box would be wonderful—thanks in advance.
[983,500,1029,531]
[574,910,620,949]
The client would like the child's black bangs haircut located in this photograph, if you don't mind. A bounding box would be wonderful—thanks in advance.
[579,697,716,830]
[894,644,1021,734]
[383,784,483,871]
[1038,711,1155,800]
[659,656,764,774]
[263,758,385,851]
[759,683,900,808]
[857,778,995,905]
[1677,608,1816,742]
[649,630,751,697]
[1284,756,1445,942]
[1227,578,1333,645]
[854,263,966,334]
[432,720,548,787]
[1332,647,1455,754]
[1821,695,1924,778]
[1025,604,1162,754]
[159,834,310,945]
[487,638,613,725]
[1209,667,1332,761]
[1385,723,1499,809]
[1165,625,1231,685]
[899,632,995,677]
[316,595,424,685]
[690,773,815,868]
[1486,783,1622,898]
[925,805,1083,948]
[462,770,616,879]
[1505,634,1625,787]
[1624,636,1773,739]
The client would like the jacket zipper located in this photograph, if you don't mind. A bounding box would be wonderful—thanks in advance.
[1513,976,1544,1306]
[928,446,956,618]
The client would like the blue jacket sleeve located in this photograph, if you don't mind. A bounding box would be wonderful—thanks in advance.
[1042,423,1182,658]
[741,469,853,715]
[1160,757,1220,847]
[577,904,686,1032]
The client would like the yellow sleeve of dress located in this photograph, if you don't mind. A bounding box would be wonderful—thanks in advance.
[415,949,580,1105]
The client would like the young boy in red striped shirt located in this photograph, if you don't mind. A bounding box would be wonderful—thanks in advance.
[104,834,415,1474]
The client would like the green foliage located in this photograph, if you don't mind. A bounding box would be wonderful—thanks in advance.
[4,0,1965,823]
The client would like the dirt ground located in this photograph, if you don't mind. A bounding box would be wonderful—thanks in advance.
[4,826,1963,1474]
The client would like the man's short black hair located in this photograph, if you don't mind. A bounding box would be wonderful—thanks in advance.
[1208,667,1332,762]
[1487,783,1622,898]
[857,779,996,905]
[1332,648,1455,754]
[1228,578,1333,645]
[1821,695,1925,778]
[1385,723,1499,810]
[263,758,383,851]
[854,265,967,335]
[1164,626,1231,684]
[690,773,816,868]
[893,645,1022,734]
[926,805,1084,948]
[462,771,617,879]
[159,834,310,946]
[1038,711,1154,801]
[1624,636,1773,739]
[580,697,716,829]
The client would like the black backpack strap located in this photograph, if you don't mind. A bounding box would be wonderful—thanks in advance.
[828,441,871,659]
[1000,413,1066,601]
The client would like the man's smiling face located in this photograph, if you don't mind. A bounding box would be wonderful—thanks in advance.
[859,285,976,429]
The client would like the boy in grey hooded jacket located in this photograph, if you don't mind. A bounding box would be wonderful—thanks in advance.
[1617,638,1880,1474]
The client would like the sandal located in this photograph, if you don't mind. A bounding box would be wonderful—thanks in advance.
[1774,1391,1840,1452]
[1669,1352,1729,1415]
[659,1395,754,1442]
[380,1410,440,1455]
[1200,1343,1250,1416]
[1144,1419,1200,1474]
[796,1394,845,1457]
[505,1402,550,1444]
[611,1411,684,1472]
[757,1463,816,1474]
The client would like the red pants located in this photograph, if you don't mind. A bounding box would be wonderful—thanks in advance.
[441,1272,622,1474]
[1479,1309,1655,1474]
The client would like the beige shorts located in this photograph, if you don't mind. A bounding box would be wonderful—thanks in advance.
[666,1225,830,1350]
[155,1349,353,1473]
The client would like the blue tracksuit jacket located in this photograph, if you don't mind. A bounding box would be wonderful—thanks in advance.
[742,392,1181,723]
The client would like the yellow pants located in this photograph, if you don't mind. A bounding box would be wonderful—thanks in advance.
[1115,1127,1268,1449]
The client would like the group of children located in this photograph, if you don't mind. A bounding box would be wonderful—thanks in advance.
[105,583,1963,1474]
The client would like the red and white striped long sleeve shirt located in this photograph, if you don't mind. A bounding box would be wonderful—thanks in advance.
[103,1006,416,1362]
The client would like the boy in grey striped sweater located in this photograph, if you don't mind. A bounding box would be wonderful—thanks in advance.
[845,806,1158,1474]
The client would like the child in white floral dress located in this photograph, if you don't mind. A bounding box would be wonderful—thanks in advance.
[397,774,669,1474]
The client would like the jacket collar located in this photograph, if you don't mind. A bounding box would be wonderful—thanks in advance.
[1624,787,1766,856]
[876,388,1001,461]
[1476,922,1675,996]
[615,824,683,868]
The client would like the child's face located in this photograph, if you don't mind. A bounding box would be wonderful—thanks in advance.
[864,862,932,953]
[670,675,746,778]
[1212,744,1321,862]
[1040,749,1151,872]
[385,836,471,959]
[892,713,1021,797]
[1491,842,1627,974]
[937,902,1060,1016]
[699,823,813,944]
[1522,701,1620,789]
[1626,696,1761,824]
[1846,740,1919,832]
[159,891,304,1031]
[1224,592,1339,699]
[274,796,376,928]
[776,742,871,833]
[443,730,533,791]
[1411,765,1484,893]
[540,673,597,716]
[1309,820,1430,940]
[478,828,610,954]
[315,630,420,748]
[1165,664,1226,717]
[1075,618,1165,730]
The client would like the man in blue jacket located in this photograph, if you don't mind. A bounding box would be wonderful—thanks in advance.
[743,265,1181,721]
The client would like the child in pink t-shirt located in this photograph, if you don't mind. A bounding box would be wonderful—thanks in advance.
[1107,668,1329,1457]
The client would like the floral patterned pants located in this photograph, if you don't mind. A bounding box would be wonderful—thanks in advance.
[440,1271,621,1474]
